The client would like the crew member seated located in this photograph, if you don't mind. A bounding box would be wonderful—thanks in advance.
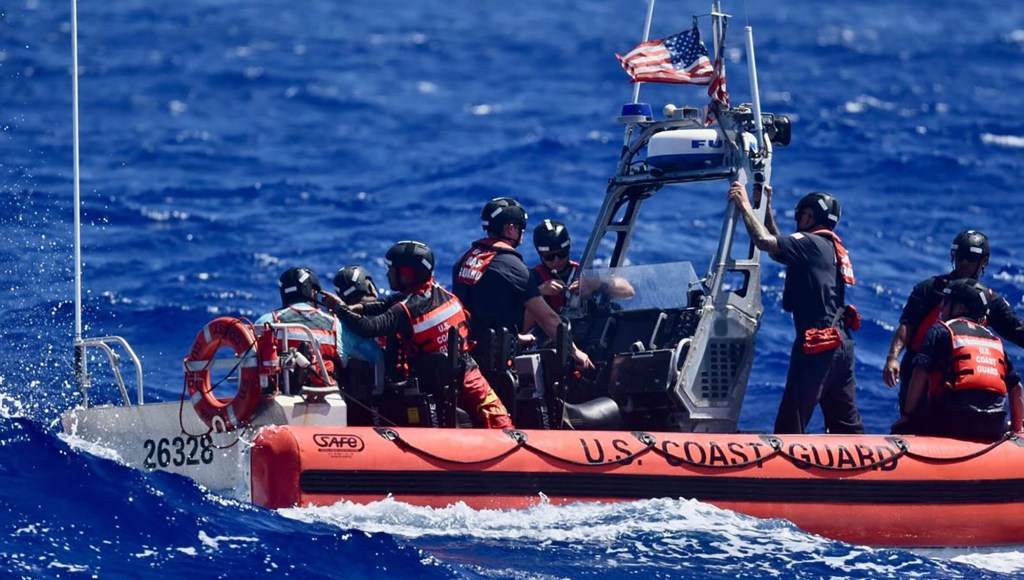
[528,219,634,314]
[332,265,381,307]
[321,241,513,429]
[329,265,387,422]
[892,279,1024,441]
[255,267,345,393]
[328,265,385,365]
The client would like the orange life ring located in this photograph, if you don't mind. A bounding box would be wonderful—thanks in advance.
[183,317,262,432]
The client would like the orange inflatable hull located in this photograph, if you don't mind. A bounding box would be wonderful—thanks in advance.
[250,426,1024,547]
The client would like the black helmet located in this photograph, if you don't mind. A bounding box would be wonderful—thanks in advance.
[942,278,990,321]
[951,229,990,262]
[279,267,321,306]
[795,192,841,230]
[533,219,571,253]
[385,240,435,283]
[481,197,528,236]
[333,265,376,305]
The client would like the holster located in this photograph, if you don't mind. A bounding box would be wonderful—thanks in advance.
[843,304,862,331]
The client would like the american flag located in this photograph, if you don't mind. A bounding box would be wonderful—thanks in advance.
[616,25,713,84]
[703,20,730,125]
[708,56,729,108]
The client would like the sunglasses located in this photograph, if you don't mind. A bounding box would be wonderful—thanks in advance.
[956,254,983,263]
[541,249,570,261]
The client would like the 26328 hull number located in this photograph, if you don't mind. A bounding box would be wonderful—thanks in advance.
[143,435,215,469]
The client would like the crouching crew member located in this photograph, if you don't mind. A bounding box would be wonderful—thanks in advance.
[729,182,864,435]
[255,267,345,390]
[323,241,513,429]
[892,279,1024,441]
[883,230,1024,416]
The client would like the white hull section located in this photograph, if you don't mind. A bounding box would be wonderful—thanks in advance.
[61,395,349,496]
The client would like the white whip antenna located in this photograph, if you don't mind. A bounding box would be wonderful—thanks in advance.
[621,0,658,151]
[630,0,657,105]
[71,0,86,387]
[744,25,766,151]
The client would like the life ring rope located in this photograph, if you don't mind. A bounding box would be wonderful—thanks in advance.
[373,427,658,468]
[900,431,1016,464]
[511,429,660,467]
[374,427,521,465]
[370,428,1017,472]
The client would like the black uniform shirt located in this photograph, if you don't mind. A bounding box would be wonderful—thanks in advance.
[452,248,540,337]
[774,231,844,333]
[901,273,1024,351]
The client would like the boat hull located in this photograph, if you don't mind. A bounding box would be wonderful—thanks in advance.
[61,394,349,494]
[251,426,1024,547]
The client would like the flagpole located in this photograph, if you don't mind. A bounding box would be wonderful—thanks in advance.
[711,0,722,64]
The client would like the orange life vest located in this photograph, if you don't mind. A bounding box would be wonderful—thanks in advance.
[931,317,1008,398]
[454,238,517,286]
[396,281,471,358]
[809,229,855,285]
[532,260,579,312]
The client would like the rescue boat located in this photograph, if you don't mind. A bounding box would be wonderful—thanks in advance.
[250,426,1024,548]
[59,0,1024,549]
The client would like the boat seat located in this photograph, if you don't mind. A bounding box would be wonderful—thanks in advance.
[408,353,458,395]
[340,357,380,426]
[560,397,622,430]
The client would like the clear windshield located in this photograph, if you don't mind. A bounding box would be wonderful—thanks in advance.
[578,261,701,311]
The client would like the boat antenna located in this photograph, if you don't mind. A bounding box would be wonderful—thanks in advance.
[71,0,87,391]
[620,0,657,151]
[630,0,657,105]
[743,24,766,151]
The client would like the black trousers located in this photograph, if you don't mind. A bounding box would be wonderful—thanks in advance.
[897,349,919,414]
[775,334,865,434]
[893,392,1008,442]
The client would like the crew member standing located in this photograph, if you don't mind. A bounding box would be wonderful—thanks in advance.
[324,241,513,429]
[882,230,1024,415]
[892,279,1024,441]
[728,182,864,434]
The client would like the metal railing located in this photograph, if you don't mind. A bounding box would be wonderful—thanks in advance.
[75,336,145,407]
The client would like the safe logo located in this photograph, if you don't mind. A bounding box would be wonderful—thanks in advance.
[313,434,365,452]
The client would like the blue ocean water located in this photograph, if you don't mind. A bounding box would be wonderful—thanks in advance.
[2,0,1024,577]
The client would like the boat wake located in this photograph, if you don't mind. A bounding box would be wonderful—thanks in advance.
[280,496,1014,578]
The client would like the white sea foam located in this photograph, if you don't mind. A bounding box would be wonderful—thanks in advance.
[980,133,1024,149]
[278,496,1022,576]
[0,389,25,419]
[58,431,124,464]
[952,550,1024,574]
[196,529,259,551]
